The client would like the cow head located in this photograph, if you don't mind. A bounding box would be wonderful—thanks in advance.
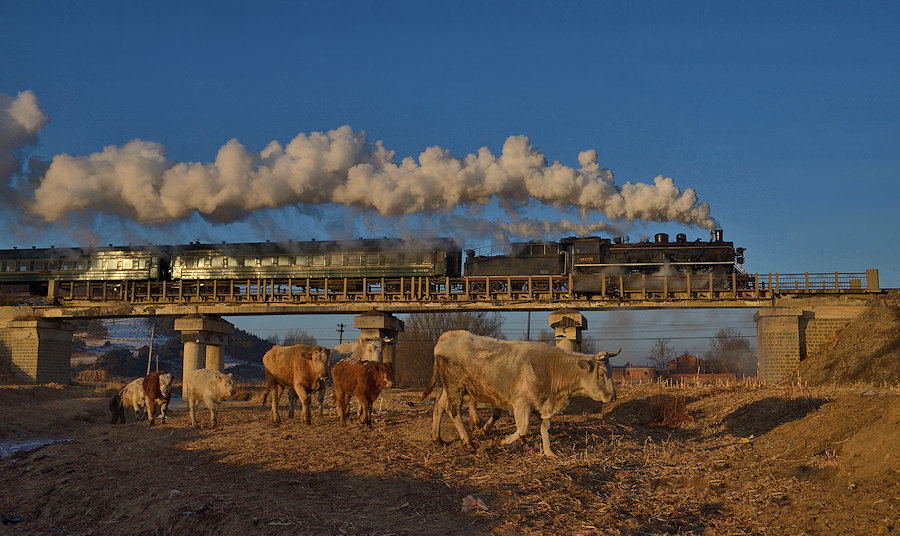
[359,336,393,363]
[578,348,620,403]
[310,346,331,385]
[158,373,173,397]
[221,372,236,397]
[378,362,394,390]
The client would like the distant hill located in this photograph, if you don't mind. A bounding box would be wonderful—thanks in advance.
[71,317,273,382]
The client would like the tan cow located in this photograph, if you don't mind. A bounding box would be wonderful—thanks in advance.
[263,336,393,418]
[109,378,146,424]
[262,344,330,424]
[424,330,619,457]
[185,368,236,428]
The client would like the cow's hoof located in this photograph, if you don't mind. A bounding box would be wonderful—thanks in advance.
[432,438,445,447]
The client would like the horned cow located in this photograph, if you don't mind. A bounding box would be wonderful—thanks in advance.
[423,330,619,457]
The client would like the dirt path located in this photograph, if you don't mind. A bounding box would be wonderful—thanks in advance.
[1,383,897,535]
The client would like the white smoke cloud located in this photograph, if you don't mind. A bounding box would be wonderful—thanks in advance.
[7,90,718,239]
[0,90,49,184]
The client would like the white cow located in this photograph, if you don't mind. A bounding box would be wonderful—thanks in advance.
[185,369,236,428]
[109,378,146,424]
[423,330,619,457]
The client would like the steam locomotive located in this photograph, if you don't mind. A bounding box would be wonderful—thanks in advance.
[0,231,743,295]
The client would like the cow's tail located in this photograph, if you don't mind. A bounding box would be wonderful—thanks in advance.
[420,355,442,401]
[262,369,275,406]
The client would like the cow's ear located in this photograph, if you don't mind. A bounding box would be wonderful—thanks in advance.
[578,360,594,372]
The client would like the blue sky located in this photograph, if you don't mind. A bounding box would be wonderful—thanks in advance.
[2,1,898,362]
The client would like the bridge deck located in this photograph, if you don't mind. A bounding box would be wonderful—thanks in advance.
[49,271,875,307]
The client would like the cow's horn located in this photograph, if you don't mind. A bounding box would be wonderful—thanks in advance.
[608,348,622,358]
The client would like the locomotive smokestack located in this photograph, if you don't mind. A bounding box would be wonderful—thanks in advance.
[711,229,723,242]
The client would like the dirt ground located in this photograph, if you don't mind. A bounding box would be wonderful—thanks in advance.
[1,380,897,536]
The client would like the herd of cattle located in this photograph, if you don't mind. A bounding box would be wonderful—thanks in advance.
[108,331,620,456]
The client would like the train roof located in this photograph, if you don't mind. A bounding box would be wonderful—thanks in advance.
[0,237,462,258]
[169,237,461,255]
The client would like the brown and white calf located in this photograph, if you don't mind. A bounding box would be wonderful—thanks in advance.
[142,371,173,425]
[184,368,236,428]
[331,358,393,427]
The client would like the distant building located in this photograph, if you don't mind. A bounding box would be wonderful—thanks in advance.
[612,362,658,383]
[668,353,706,374]
[666,353,737,382]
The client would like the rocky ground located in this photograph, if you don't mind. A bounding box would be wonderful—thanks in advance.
[1,380,897,535]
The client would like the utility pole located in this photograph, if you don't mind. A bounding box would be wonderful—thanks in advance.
[336,323,346,344]
[146,322,156,374]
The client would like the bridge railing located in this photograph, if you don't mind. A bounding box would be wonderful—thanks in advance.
[49,270,878,305]
[756,272,872,292]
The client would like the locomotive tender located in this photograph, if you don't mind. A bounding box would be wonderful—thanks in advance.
[0,231,743,296]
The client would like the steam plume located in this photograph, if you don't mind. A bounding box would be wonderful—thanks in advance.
[4,90,718,239]
[0,91,48,185]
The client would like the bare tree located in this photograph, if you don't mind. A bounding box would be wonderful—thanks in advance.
[647,338,674,371]
[580,336,599,355]
[537,329,555,345]
[283,328,317,347]
[706,328,755,376]
[396,312,504,387]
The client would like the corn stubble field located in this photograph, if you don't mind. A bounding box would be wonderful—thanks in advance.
[1,377,897,536]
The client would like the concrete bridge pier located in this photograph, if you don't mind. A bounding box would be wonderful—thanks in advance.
[174,314,234,389]
[754,305,867,383]
[0,318,75,384]
[354,310,404,365]
[549,308,586,352]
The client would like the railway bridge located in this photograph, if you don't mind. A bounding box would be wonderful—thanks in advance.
[0,269,884,386]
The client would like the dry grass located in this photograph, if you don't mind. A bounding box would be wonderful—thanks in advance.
[73,368,109,383]
[2,380,898,535]
[230,380,266,402]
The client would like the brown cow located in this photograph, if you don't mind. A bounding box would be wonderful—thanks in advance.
[142,371,173,425]
[331,358,393,427]
[262,344,330,424]
[262,336,395,418]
